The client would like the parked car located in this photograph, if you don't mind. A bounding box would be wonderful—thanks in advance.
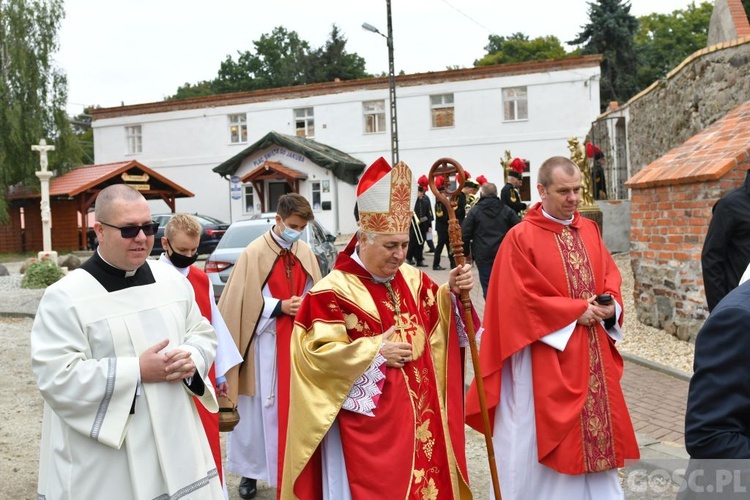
[150,213,229,256]
[204,214,338,300]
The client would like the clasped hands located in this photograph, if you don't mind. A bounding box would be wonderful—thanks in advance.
[281,295,302,316]
[140,339,196,383]
[577,294,616,327]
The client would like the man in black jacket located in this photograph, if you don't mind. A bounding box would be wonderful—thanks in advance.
[701,170,750,311]
[406,186,432,267]
[462,182,520,297]
[500,170,527,216]
[433,182,465,271]
[680,279,750,499]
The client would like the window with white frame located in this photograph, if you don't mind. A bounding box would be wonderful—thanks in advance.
[502,87,528,121]
[243,184,255,214]
[311,181,321,211]
[430,94,454,128]
[363,100,386,134]
[294,108,314,138]
[126,125,142,154]
[228,114,248,144]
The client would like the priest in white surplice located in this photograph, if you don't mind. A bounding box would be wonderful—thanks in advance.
[31,184,224,500]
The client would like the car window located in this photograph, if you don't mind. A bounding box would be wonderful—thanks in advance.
[311,221,326,246]
[155,215,171,227]
[195,214,225,225]
[217,223,271,249]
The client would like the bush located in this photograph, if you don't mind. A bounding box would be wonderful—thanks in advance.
[21,259,65,289]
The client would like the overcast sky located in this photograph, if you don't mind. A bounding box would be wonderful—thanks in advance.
[56,0,700,115]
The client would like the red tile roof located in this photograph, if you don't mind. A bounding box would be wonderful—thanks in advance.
[728,0,750,38]
[626,100,750,189]
[241,161,308,183]
[9,160,194,199]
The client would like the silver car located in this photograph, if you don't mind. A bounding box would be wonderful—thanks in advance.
[204,214,338,300]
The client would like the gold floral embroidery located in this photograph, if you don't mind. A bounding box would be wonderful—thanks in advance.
[421,478,438,500]
[424,288,436,308]
[555,225,617,473]
[413,469,425,484]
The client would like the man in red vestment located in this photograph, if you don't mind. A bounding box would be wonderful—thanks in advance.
[159,214,242,498]
[218,194,322,499]
[280,158,476,500]
[466,156,639,499]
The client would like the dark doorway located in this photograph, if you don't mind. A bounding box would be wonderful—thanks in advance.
[268,182,293,213]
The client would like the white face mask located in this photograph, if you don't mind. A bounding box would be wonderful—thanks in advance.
[280,223,302,243]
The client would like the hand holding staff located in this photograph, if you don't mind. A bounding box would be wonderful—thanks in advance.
[428,157,502,500]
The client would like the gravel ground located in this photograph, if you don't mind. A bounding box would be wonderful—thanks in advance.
[0,252,695,498]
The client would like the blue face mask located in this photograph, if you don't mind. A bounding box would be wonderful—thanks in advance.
[280,224,302,243]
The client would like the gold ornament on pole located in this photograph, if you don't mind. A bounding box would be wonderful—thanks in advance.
[567,137,603,232]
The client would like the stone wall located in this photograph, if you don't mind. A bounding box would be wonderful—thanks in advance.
[629,162,748,342]
[625,40,750,173]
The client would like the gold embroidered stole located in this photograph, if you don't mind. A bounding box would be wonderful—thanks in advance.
[554,225,617,473]
[381,279,451,498]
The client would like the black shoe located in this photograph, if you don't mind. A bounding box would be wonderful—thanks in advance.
[239,477,257,499]
[416,262,428,267]
[425,250,434,253]
[433,265,446,271]
[406,259,415,266]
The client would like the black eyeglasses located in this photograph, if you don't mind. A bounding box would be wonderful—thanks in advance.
[99,220,160,238]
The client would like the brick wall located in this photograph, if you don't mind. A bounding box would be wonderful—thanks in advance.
[628,144,750,341]
[627,97,750,341]
[0,206,23,253]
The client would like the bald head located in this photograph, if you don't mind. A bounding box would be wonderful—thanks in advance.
[537,156,579,188]
[95,184,146,221]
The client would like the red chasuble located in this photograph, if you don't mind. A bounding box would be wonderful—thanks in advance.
[283,237,470,499]
[267,248,309,490]
[465,203,639,475]
[185,267,222,482]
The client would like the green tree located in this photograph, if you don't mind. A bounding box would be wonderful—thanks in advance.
[0,0,82,222]
[475,33,572,66]
[212,27,311,94]
[305,25,368,83]
[70,109,95,164]
[172,81,215,100]
[169,25,369,99]
[635,2,713,90]
[744,0,750,19]
[570,0,640,109]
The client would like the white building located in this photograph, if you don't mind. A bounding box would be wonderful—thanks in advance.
[91,55,601,235]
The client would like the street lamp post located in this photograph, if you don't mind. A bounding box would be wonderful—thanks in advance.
[362,0,399,166]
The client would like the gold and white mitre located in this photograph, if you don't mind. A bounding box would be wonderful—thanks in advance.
[356,157,417,234]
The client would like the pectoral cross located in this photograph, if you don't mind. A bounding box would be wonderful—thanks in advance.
[384,281,417,340]
[280,249,294,292]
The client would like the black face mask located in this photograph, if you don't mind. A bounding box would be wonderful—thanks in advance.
[166,239,199,269]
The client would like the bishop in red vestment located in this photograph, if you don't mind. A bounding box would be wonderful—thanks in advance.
[466,156,639,499]
[280,158,475,500]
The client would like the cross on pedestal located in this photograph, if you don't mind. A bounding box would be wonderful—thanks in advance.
[32,139,57,261]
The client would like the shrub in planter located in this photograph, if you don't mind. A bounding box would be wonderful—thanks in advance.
[21,259,65,289]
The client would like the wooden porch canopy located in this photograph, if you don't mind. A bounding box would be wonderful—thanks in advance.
[240,160,307,212]
[8,160,193,250]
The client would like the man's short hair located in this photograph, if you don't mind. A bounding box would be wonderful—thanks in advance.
[276,193,314,221]
[537,156,579,188]
[95,184,145,221]
[480,182,498,197]
[165,213,201,240]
